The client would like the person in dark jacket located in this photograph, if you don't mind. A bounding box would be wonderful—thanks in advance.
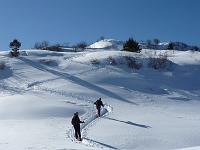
[71,112,84,141]
[94,98,104,117]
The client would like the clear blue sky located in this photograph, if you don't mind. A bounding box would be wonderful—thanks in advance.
[0,0,199,50]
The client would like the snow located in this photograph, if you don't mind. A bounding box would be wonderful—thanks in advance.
[176,146,200,150]
[0,48,200,150]
[87,39,123,50]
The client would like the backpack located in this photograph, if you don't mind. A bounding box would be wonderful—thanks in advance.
[71,116,76,125]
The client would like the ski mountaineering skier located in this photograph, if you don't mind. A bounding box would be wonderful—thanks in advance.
[94,98,104,117]
[71,112,84,141]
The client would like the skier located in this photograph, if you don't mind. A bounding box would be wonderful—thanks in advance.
[94,98,104,117]
[71,112,84,141]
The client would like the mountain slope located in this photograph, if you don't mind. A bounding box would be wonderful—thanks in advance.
[0,49,200,150]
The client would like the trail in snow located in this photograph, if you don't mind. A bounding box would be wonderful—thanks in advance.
[4,56,116,149]
[26,75,115,149]
[67,105,115,149]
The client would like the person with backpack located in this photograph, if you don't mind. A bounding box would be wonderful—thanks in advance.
[94,98,104,117]
[71,112,84,141]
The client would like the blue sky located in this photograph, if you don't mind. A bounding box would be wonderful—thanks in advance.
[0,0,199,50]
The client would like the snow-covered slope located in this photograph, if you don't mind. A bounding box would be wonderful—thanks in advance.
[0,49,200,150]
[87,39,123,50]
[88,39,199,51]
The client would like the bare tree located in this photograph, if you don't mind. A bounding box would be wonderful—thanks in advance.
[34,41,49,49]
[146,39,152,49]
[73,41,87,51]
[153,38,160,45]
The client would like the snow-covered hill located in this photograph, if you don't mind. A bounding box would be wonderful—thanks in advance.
[87,39,123,50]
[0,49,200,150]
[88,39,199,51]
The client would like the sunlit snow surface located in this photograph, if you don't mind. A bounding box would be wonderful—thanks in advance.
[0,48,200,150]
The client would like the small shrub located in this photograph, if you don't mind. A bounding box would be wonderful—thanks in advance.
[76,42,87,49]
[107,56,117,65]
[153,38,160,45]
[148,55,169,70]
[39,59,58,66]
[0,61,6,70]
[191,46,199,52]
[125,56,142,70]
[118,59,125,65]
[46,44,62,51]
[34,41,49,49]
[20,51,28,56]
[96,36,105,42]
[72,42,87,52]
[91,59,100,65]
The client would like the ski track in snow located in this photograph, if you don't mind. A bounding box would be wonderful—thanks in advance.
[27,82,115,149]
[6,56,115,149]
[6,76,115,149]
[66,105,115,150]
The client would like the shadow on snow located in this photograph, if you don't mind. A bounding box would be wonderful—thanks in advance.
[18,56,138,105]
[105,117,151,128]
[84,137,119,150]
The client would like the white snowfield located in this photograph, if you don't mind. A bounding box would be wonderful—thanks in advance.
[176,146,200,150]
[0,44,200,150]
[87,39,123,50]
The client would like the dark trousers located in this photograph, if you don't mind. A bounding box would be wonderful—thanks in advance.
[73,125,81,140]
[97,107,101,117]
